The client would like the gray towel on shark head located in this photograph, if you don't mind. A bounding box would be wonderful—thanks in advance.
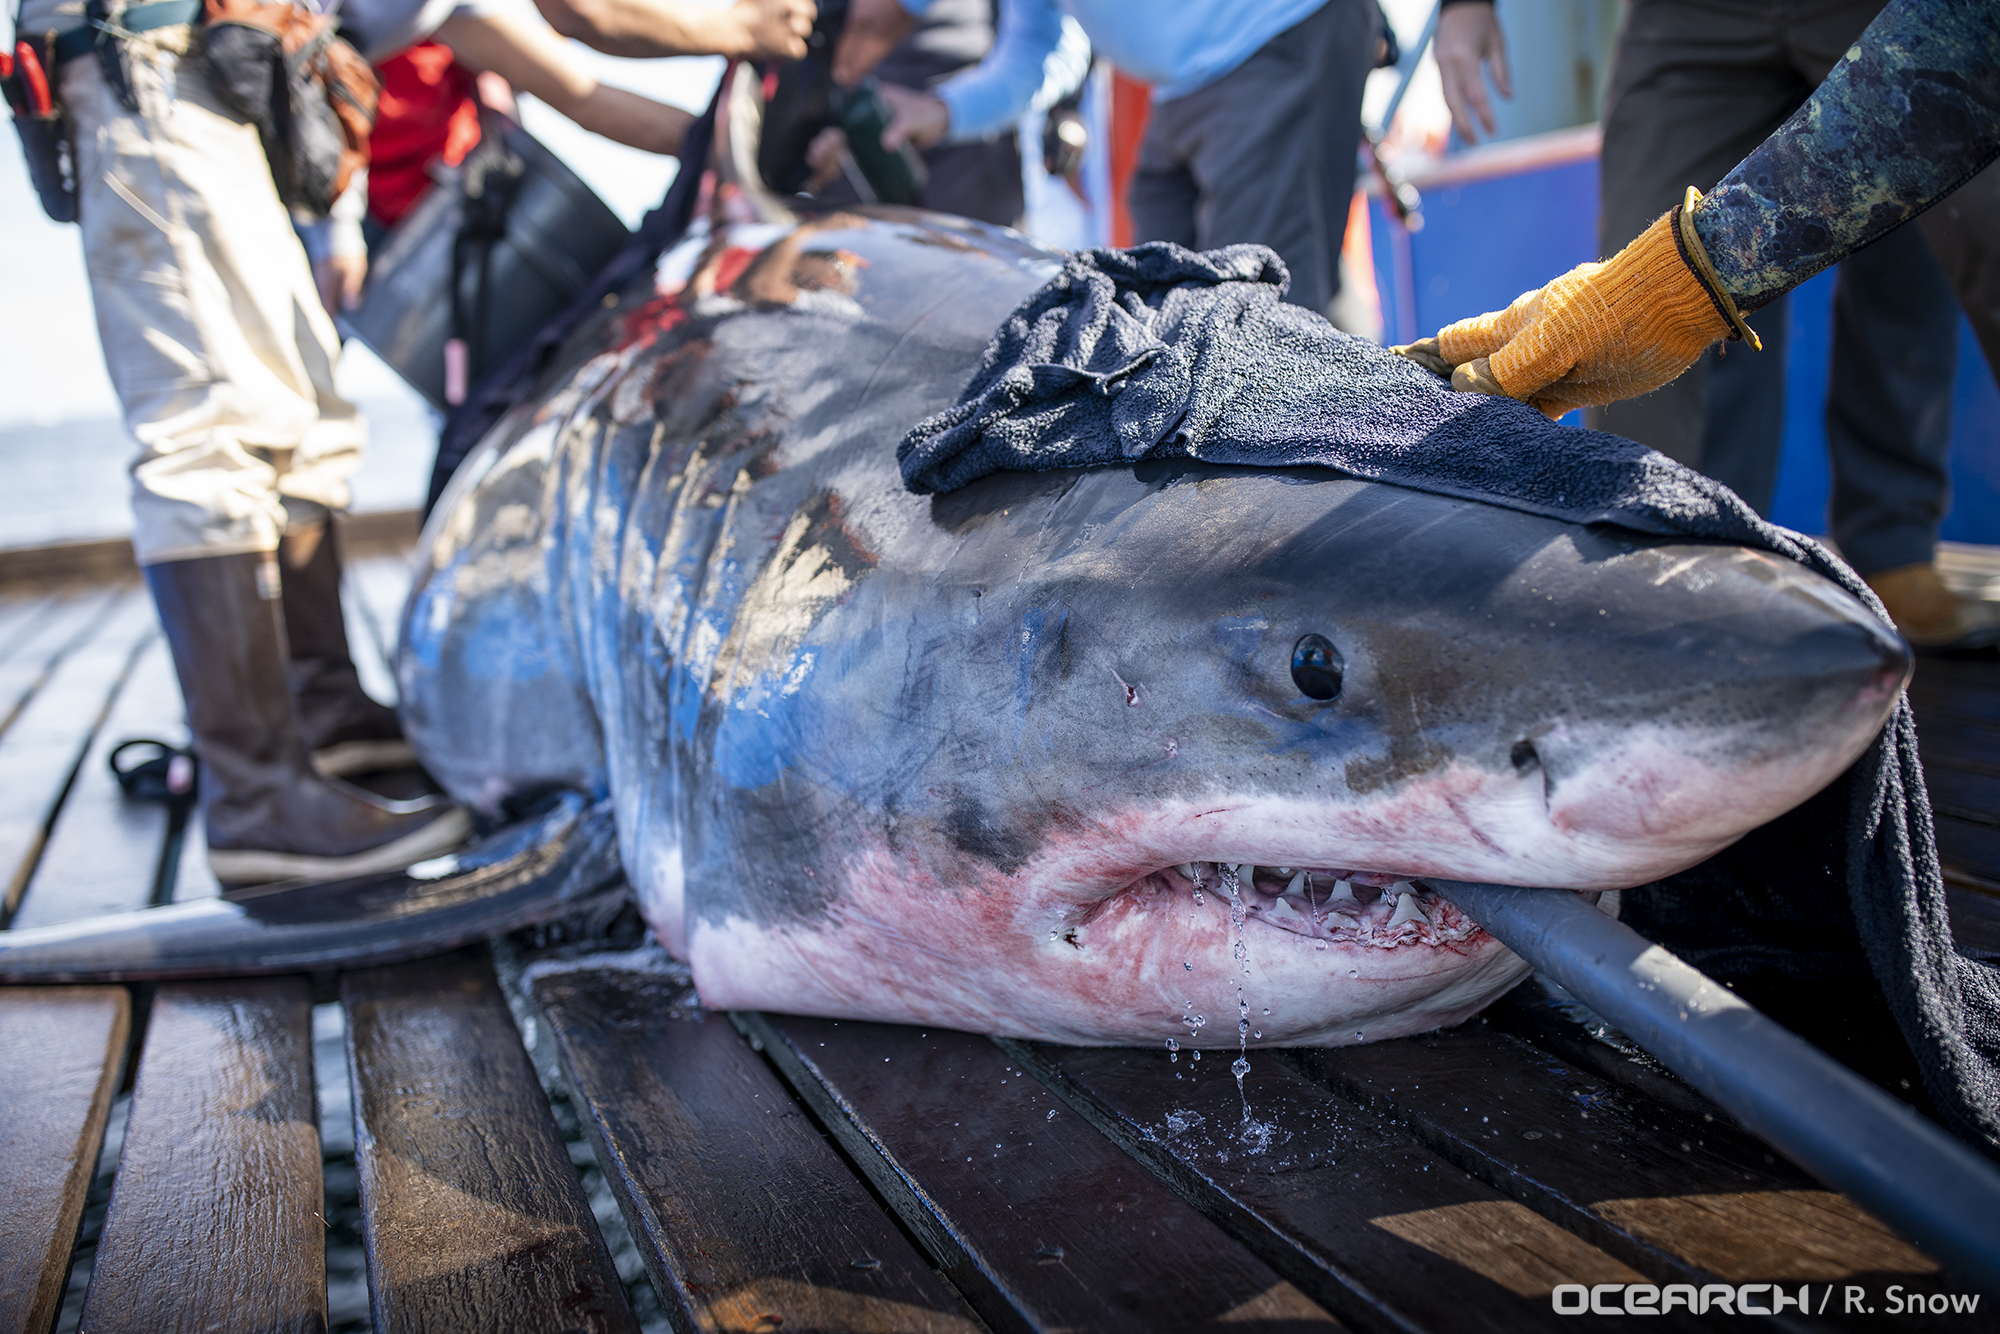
[898,241,2000,1158]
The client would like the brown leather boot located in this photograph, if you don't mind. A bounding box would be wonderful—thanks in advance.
[146,551,470,885]
[278,520,417,777]
[1864,562,2000,651]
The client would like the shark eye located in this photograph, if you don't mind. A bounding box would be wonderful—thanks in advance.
[1291,633,1343,701]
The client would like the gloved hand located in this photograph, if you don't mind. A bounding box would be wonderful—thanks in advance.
[1395,198,1756,419]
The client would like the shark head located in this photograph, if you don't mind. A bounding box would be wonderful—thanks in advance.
[681,460,1909,1048]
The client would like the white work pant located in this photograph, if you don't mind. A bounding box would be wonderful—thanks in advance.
[63,25,363,565]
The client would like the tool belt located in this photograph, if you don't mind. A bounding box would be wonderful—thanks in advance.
[2,0,375,223]
[202,0,377,217]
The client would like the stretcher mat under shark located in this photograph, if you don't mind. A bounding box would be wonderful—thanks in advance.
[0,562,1994,1331]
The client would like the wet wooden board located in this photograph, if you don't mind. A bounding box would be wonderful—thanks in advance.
[1283,1025,1951,1312]
[1946,885,2000,957]
[343,550,413,703]
[743,1013,1338,1333]
[13,634,183,926]
[0,986,129,1334]
[1003,1038,1660,1333]
[79,978,326,1334]
[531,966,981,1334]
[0,587,73,669]
[342,949,637,1333]
[0,583,127,727]
[0,587,153,923]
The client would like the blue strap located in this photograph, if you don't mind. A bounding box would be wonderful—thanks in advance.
[52,0,203,65]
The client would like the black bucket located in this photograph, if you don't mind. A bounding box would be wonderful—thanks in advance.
[348,113,632,410]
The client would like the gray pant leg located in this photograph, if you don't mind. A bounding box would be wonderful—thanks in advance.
[1128,134,1200,251]
[1698,298,1791,514]
[1128,0,1375,315]
[1825,226,1961,574]
[1917,159,2000,381]
[920,136,1026,230]
[1586,0,1808,460]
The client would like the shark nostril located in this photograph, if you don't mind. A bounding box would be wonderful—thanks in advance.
[1510,739,1539,773]
[1292,633,1343,701]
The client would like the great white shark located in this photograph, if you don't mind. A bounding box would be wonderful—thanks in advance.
[368,206,1908,1049]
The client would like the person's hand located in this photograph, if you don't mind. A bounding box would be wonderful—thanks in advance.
[831,0,917,85]
[314,252,367,316]
[805,124,848,191]
[1395,210,1736,419]
[1435,1,1511,144]
[877,81,947,150]
[721,0,814,60]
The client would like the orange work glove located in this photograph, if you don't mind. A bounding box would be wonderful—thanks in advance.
[1395,189,1760,419]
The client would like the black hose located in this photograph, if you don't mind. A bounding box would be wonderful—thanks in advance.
[1425,879,2000,1293]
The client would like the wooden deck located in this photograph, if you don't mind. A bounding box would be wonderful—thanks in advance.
[1,530,1995,1333]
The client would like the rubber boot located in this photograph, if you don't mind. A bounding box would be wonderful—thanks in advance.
[145,551,471,885]
[278,520,417,777]
[1864,562,2000,652]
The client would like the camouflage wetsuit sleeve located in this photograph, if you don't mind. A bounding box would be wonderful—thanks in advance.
[1693,0,2000,314]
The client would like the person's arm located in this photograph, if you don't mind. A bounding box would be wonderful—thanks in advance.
[1402,0,2000,419]
[435,9,692,154]
[529,0,812,61]
[869,0,1068,150]
[1433,0,1511,145]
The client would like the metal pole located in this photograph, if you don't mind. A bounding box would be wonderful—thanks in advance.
[1424,878,2000,1294]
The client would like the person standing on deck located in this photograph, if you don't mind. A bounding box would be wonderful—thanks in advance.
[1430,0,2000,651]
[833,0,1391,320]
[804,0,1089,229]
[11,0,811,884]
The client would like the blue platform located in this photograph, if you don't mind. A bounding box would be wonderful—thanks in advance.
[1367,141,2000,544]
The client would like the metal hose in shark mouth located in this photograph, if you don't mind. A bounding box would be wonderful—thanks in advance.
[385,208,1910,1049]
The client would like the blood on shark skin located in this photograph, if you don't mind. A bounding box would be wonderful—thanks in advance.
[388,209,1912,1051]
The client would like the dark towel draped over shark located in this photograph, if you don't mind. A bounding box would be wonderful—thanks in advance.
[898,241,2000,1156]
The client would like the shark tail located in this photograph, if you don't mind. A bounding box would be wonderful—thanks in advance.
[0,791,624,983]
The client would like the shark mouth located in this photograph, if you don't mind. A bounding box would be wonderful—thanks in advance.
[1146,863,1486,950]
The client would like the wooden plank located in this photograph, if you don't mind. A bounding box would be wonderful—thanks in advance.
[530,966,981,1334]
[12,634,183,927]
[172,808,222,903]
[1004,1039,1658,1333]
[0,587,154,923]
[0,987,130,1334]
[344,550,413,703]
[79,978,326,1334]
[1906,659,2000,728]
[1283,1025,1943,1298]
[342,949,638,1333]
[745,1014,1337,1333]
[1921,764,2000,831]
[0,583,126,738]
[1947,884,2000,957]
[1936,816,2000,892]
[0,587,63,667]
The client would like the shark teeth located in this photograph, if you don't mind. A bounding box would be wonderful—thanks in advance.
[1386,889,1431,929]
[1284,870,1308,897]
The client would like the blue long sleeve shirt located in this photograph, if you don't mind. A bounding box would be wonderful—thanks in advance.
[903,0,1329,141]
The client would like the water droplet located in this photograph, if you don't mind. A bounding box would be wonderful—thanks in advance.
[1314,941,1327,952]
[1231,1056,1250,1079]
[1348,968,1358,978]
[1262,1007,1270,1015]
[1184,961,1193,970]
[1253,1030,1262,1039]
[1191,1050,1202,1061]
